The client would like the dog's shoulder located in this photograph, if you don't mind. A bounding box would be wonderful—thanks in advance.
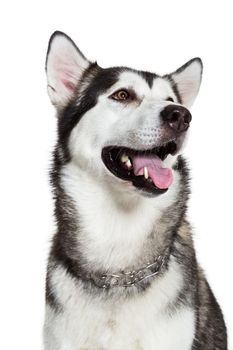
[192,267,227,349]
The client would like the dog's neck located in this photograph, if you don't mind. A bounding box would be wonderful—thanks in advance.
[52,156,188,274]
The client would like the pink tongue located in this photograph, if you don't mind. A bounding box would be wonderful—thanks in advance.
[132,154,173,189]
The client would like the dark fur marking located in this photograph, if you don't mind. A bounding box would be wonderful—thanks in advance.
[192,271,227,349]
[139,70,157,88]
[58,65,119,141]
[166,75,182,104]
[45,48,227,346]
[46,268,62,313]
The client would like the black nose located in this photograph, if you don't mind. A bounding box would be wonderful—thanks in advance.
[161,105,192,132]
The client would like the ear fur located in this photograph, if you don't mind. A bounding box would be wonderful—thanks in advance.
[170,58,203,108]
[45,31,90,108]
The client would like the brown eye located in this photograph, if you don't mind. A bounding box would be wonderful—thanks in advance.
[111,89,130,101]
[166,97,174,102]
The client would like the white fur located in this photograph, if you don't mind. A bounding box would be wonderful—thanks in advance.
[61,162,180,271]
[44,258,195,350]
[45,34,202,349]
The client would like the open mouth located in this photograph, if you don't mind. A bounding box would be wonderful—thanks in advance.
[101,140,178,195]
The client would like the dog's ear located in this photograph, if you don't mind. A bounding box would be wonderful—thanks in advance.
[46,31,90,108]
[170,58,203,108]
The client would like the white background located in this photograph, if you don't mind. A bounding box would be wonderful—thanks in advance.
[0,0,232,349]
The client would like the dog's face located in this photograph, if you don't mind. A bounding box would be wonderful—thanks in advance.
[46,32,202,197]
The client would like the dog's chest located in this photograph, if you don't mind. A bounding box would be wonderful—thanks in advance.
[45,261,195,350]
[53,303,194,350]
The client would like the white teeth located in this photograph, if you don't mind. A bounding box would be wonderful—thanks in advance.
[144,166,149,179]
[121,154,129,163]
[121,154,132,169]
[126,159,132,169]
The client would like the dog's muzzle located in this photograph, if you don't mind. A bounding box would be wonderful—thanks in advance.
[102,104,192,196]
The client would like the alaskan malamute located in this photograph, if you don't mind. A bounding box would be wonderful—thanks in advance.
[44,31,227,349]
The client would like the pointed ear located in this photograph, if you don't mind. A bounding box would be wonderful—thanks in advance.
[45,31,91,108]
[170,58,203,108]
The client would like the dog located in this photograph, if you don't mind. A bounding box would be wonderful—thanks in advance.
[43,31,227,350]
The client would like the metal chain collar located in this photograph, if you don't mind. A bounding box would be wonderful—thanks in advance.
[81,247,171,289]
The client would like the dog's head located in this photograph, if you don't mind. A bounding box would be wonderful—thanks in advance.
[46,31,202,197]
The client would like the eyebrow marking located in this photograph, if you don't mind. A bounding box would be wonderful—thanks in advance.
[139,71,157,89]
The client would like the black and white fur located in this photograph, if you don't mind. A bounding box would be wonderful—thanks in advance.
[44,31,227,350]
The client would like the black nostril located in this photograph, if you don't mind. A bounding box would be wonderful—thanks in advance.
[161,105,192,132]
[168,110,181,122]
